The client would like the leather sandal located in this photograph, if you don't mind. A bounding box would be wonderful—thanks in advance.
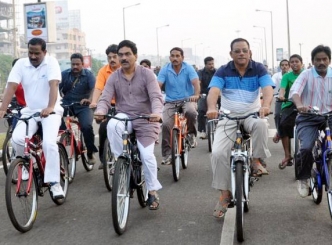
[213,195,231,218]
[279,158,293,169]
[147,193,160,210]
[272,133,280,143]
[251,163,269,177]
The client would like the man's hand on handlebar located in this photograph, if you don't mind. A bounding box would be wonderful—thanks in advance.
[149,114,162,123]
[94,113,105,124]
[40,107,54,117]
[206,109,219,120]
[189,95,200,102]
[89,102,97,108]
[259,106,271,118]
[80,99,91,106]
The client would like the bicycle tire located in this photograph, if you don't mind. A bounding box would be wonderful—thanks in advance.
[310,163,322,204]
[59,132,77,184]
[80,132,94,171]
[207,121,214,153]
[327,156,332,219]
[235,161,245,242]
[136,165,148,208]
[5,159,38,233]
[181,136,189,169]
[112,157,131,235]
[2,133,14,175]
[171,129,180,181]
[50,143,69,205]
[293,127,300,180]
[102,138,114,191]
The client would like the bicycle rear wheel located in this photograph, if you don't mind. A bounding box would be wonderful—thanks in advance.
[59,132,76,183]
[50,143,69,205]
[181,136,189,169]
[171,129,180,181]
[310,162,322,204]
[112,158,131,235]
[207,120,215,153]
[235,161,245,242]
[326,157,332,219]
[80,132,94,171]
[102,138,114,191]
[2,133,14,175]
[5,159,38,233]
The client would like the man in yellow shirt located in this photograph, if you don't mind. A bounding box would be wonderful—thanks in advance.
[90,44,120,169]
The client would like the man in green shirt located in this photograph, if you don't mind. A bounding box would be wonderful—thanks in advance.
[278,54,303,169]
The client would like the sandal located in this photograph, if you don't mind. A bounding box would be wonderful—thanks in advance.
[251,162,269,177]
[272,133,280,143]
[279,158,293,169]
[147,193,160,210]
[213,194,231,218]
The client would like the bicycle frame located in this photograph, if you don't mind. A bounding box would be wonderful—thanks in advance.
[172,107,187,154]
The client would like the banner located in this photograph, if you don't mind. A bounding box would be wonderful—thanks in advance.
[276,48,283,61]
[83,55,92,70]
[24,2,56,43]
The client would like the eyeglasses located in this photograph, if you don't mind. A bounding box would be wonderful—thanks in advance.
[232,49,249,54]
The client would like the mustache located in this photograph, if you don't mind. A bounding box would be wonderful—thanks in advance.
[121,60,128,64]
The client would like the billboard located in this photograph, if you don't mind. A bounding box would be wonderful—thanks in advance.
[83,55,92,70]
[55,1,69,29]
[24,2,56,43]
[276,48,283,61]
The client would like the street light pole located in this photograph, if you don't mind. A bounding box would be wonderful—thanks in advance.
[299,43,303,57]
[156,24,169,66]
[253,25,267,65]
[195,43,203,65]
[286,0,291,57]
[181,38,191,48]
[256,9,275,73]
[253,38,264,63]
[123,3,140,39]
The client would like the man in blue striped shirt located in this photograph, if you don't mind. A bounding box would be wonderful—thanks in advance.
[206,38,274,218]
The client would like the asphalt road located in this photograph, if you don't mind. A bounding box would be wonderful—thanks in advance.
[1,113,332,245]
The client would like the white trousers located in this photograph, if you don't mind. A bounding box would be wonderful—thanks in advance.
[107,113,162,191]
[11,108,62,183]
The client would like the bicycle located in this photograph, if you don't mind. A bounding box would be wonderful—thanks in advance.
[2,104,24,175]
[167,100,191,181]
[299,108,332,217]
[101,106,116,191]
[206,118,218,153]
[5,112,69,233]
[59,102,94,183]
[104,114,154,235]
[218,110,266,242]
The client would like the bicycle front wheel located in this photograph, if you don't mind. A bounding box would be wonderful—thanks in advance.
[60,132,77,183]
[207,120,215,153]
[112,158,131,235]
[102,138,114,191]
[171,129,180,181]
[2,133,14,175]
[235,162,245,242]
[136,165,148,208]
[50,143,69,205]
[5,159,38,233]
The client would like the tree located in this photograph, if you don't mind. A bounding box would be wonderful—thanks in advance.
[91,58,104,76]
[0,54,14,91]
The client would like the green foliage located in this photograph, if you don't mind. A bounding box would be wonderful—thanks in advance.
[91,58,104,76]
[0,54,14,89]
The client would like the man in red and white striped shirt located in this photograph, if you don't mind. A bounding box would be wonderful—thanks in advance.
[290,44,332,198]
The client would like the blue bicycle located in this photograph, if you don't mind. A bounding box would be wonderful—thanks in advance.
[304,108,332,217]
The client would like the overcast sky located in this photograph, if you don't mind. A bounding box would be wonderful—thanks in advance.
[14,0,332,67]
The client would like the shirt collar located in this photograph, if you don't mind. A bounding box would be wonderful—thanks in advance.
[312,66,332,78]
[229,60,253,72]
[24,56,48,67]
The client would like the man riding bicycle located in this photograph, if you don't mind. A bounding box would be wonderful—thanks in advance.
[94,40,163,210]
[60,53,98,165]
[0,38,65,199]
[290,45,332,198]
[158,47,200,165]
[206,38,274,218]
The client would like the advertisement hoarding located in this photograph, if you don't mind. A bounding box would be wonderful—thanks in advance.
[24,2,56,43]
[276,48,283,61]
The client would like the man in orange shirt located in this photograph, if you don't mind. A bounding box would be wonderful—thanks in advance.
[90,44,120,169]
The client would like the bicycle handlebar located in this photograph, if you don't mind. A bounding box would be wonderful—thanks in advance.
[218,111,273,121]
[105,114,163,123]
[4,112,55,120]
[61,102,83,107]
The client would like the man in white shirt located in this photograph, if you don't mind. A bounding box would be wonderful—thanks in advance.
[271,59,290,143]
[0,38,65,200]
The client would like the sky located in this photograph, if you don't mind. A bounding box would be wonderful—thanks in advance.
[12,0,332,68]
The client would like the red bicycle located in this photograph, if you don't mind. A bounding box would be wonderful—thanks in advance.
[58,102,94,183]
[5,112,69,232]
